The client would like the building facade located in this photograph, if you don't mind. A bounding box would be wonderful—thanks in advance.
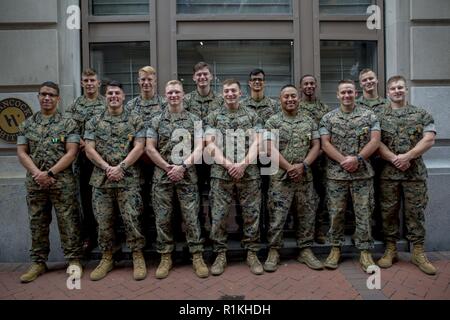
[0,0,449,261]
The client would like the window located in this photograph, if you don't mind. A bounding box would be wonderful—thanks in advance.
[90,0,149,16]
[90,42,150,101]
[320,40,377,107]
[178,40,294,97]
[177,0,292,15]
[319,0,375,16]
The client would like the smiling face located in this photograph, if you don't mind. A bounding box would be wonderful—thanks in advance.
[105,85,125,110]
[81,75,101,97]
[165,83,184,108]
[337,83,357,108]
[193,67,213,90]
[138,71,157,96]
[300,76,317,98]
[248,72,265,94]
[223,82,242,107]
[387,79,408,105]
[38,86,60,114]
[280,86,299,114]
[359,71,378,94]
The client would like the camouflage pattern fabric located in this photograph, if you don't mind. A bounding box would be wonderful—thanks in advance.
[26,186,82,263]
[17,111,80,190]
[84,109,146,188]
[241,96,280,125]
[184,89,223,120]
[125,95,166,129]
[209,178,261,252]
[152,183,203,254]
[204,105,263,181]
[65,95,106,137]
[147,109,201,185]
[326,179,375,250]
[92,187,145,252]
[319,106,380,180]
[356,96,389,116]
[299,99,331,125]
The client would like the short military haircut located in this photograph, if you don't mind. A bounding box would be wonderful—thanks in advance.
[105,80,123,91]
[166,80,183,90]
[249,68,265,80]
[280,84,297,93]
[193,62,212,73]
[39,81,60,95]
[359,68,376,79]
[337,79,356,90]
[300,74,317,84]
[138,66,156,75]
[222,79,241,89]
[82,68,98,78]
[387,75,407,89]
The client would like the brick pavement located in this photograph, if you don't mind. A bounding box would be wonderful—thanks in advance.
[1,251,449,300]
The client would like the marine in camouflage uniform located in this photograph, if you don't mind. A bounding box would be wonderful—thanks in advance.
[319,80,380,272]
[263,85,323,272]
[298,74,332,244]
[356,69,390,241]
[65,68,106,252]
[146,80,208,279]
[183,62,223,240]
[125,66,166,244]
[84,81,147,281]
[205,79,264,276]
[240,69,280,242]
[377,76,437,275]
[17,82,82,283]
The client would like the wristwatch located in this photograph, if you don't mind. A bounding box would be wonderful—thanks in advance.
[357,154,364,162]
[119,162,127,171]
[47,170,55,178]
[182,162,188,170]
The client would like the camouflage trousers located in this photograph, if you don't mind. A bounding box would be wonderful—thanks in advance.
[26,187,82,263]
[380,180,427,245]
[152,182,204,254]
[92,187,145,252]
[209,178,261,253]
[326,179,374,250]
[268,179,318,249]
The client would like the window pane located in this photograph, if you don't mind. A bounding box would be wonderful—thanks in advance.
[178,40,294,98]
[319,0,375,15]
[320,40,377,108]
[90,42,150,102]
[177,0,292,15]
[90,0,149,16]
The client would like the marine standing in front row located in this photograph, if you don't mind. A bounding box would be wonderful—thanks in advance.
[84,81,147,281]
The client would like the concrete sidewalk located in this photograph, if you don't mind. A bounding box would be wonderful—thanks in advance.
[1,251,449,300]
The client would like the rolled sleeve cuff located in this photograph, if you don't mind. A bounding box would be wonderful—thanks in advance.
[67,134,80,144]
[16,136,27,145]
[424,124,437,133]
[312,130,320,140]
[136,129,146,139]
[204,127,216,138]
[84,131,95,141]
[146,128,157,139]
[319,127,330,136]
[371,121,381,132]
[263,130,276,141]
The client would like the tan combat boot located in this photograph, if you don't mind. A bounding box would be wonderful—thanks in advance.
[211,252,227,276]
[360,250,376,272]
[192,252,209,278]
[90,251,114,281]
[263,248,280,272]
[247,251,264,275]
[297,248,324,270]
[378,242,398,268]
[20,262,47,283]
[132,251,147,281]
[411,244,437,275]
[68,259,83,278]
[324,247,341,269]
[155,253,172,279]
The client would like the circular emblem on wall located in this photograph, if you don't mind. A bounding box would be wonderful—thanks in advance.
[0,98,34,144]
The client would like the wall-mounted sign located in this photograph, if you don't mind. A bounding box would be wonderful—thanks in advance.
[0,98,34,144]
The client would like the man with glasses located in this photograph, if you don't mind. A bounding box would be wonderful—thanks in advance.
[17,82,83,283]
[65,68,106,254]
